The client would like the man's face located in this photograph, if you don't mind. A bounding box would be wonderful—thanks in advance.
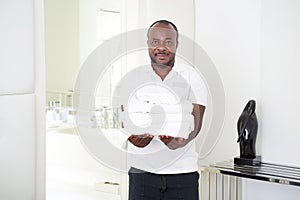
[147,23,178,67]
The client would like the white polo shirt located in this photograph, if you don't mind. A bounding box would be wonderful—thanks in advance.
[117,62,207,174]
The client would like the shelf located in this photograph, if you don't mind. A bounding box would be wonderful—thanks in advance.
[208,160,300,187]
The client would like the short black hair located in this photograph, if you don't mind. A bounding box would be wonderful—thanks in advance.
[147,20,178,40]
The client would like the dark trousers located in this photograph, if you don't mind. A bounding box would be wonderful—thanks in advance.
[128,167,199,200]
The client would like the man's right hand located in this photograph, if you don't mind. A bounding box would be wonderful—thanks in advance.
[128,134,154,148]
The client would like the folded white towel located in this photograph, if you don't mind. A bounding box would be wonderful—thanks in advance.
[121,112,194,139]
[147,102,193,114]
[127,95,152,114]
[123,112,193,125]
[120,83,195,139]
[135,83,179,104]
[127,95,193,114]
[122,122,193,139]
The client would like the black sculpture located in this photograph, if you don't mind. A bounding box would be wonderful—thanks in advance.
[235,100,261,165]
[237,100,258,158]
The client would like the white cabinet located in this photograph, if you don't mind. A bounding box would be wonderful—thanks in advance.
[0,95,36,199]
[0,0,35,95]
[0,0,44,199]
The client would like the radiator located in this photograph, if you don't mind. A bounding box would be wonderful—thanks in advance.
[199,166,241,200]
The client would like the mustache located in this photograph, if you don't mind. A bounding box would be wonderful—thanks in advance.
[154,51,167,56]
[150,55,175,67]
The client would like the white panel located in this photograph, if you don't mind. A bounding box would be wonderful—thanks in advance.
[45,0,80,93]
[0,94,36,200]
[195,0,261,163]
[260,0,300,167]
[143,0,194,39]
[246,1,300,200]
[0,0,34,95]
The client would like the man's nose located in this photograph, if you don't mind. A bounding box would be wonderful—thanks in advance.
[156,41,167,49]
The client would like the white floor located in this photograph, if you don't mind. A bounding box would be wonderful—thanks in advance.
[46,129,123,200]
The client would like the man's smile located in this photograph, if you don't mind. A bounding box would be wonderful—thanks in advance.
[155,52,168,59]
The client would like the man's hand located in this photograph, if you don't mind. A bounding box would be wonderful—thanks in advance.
[158,135,188,150]
[128,133,154,148]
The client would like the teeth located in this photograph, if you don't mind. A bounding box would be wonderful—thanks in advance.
[154,52,167,57]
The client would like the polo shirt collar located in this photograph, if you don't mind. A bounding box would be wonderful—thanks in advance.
[145,63,181,81]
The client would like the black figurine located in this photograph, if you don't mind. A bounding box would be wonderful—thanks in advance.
[237,100,258,159]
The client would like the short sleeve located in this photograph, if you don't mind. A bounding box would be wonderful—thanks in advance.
[118,128,129,149]
[188,68,207,106]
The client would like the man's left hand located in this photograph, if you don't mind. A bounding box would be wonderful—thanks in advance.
[158,135,188,150]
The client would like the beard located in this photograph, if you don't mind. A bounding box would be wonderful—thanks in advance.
[150,52,176,68]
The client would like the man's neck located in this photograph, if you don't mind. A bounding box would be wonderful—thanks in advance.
[151,63,174,81]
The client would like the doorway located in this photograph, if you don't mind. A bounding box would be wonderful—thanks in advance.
[44,0,126,199]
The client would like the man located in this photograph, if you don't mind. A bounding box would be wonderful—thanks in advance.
[118,20,206,200]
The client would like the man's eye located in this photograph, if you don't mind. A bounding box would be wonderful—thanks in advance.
[152,40,158,46]
[165,40,173,46]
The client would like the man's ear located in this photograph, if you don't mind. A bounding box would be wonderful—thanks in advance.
[176,41,179,48]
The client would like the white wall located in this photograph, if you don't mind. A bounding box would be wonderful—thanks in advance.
[140,0,195,39]
[45,0,80,93]
[196,0,300,199]
[246,0,300,199]
[79,0,98,66]
[80,0,121,66]
[0,0,45,199]
[260,0,300,167]
[195,0,261,164]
